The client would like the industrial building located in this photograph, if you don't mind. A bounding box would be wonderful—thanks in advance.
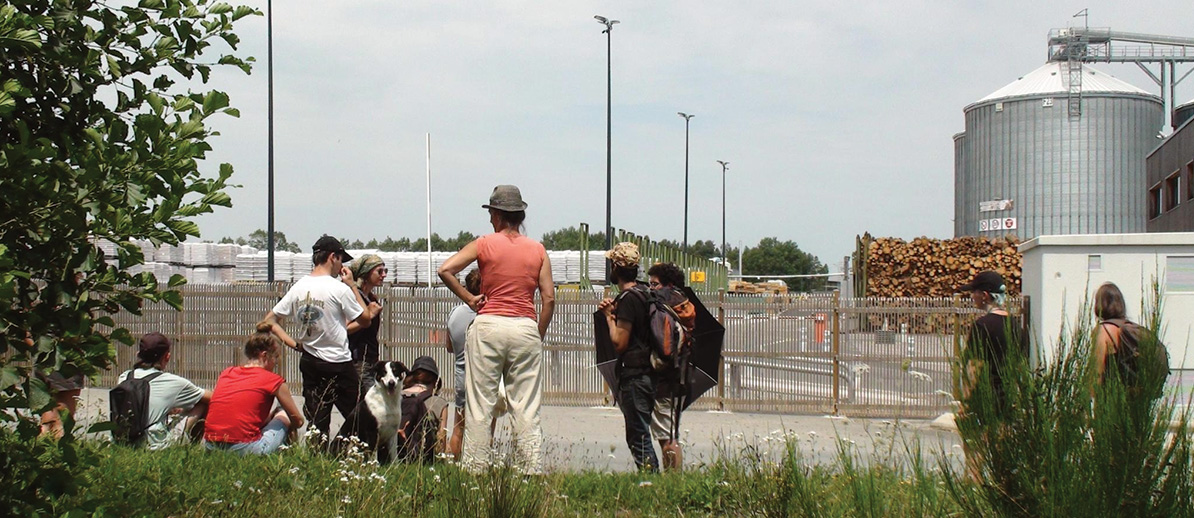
[955,28,1194,240]
[1146,99,1194,232]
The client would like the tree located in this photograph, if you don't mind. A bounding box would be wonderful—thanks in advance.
[540,225,606,250]
[741,238,828,291]
[687,240,719,260]
[221,229,302,252]
[0,0,257,458]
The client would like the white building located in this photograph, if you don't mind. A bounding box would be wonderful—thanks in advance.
[1019,233,1194,370]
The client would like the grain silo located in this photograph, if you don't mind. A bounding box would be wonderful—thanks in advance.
[1175,99,1194,130]
[953,62,1163,239]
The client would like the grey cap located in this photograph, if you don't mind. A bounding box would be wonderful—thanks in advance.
[481,185,528,212]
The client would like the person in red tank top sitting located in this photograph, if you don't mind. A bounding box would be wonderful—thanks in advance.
[204,322,305,455]
[438,184,555,475]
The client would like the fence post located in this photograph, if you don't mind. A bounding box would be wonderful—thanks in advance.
[717,288,726,411]
[831,290,841,416]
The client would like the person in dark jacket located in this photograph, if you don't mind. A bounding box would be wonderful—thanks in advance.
[598,242,659,472]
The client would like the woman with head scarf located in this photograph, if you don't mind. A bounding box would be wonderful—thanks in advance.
[437,185,555,474]
[348,253,386,392]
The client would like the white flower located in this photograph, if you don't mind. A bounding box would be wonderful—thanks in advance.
[233,480,243,489]
[638,481,653,487]
[434,475,441,482]
[342,495,352,504]
[718,480,730,487]
[908,370,932,383]
[289,467,300,474]
[340,477,349,482]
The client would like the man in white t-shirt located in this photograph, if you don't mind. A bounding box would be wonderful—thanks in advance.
[262,235,373,443]
[115,332,210,450]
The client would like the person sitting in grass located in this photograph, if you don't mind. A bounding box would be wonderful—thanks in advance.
[204,322,304,455]
[398,356,450,463]
[115,332,211,449]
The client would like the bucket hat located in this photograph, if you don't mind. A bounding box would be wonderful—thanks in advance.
[481,185,528,212]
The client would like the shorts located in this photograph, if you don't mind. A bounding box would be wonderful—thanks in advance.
[650,395,677,441]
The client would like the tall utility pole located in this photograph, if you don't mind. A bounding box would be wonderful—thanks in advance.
[717,160,729,268]
[595,15,618,252]
[266,0,275,282]
[678,112,694,250]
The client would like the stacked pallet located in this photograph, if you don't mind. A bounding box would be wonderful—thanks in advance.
[860,235,1021,297]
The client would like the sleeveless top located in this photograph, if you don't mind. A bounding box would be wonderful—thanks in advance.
[476,232,545,320]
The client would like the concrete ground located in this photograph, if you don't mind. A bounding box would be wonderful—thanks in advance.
[73,388,962,472]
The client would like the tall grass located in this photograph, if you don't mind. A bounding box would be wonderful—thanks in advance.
[21,281,1191,516]
[945,280,1193,517]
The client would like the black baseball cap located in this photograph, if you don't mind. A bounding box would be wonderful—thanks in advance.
[411,355,439,378]
[959,271,1006,294]
[312,235,352,262]
[137,332,172,363]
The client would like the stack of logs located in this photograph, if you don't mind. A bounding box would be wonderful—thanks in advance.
[862,235,1021,297]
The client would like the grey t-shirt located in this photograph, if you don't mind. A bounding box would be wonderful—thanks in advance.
[116,368,205,450]
[447,303,477,370]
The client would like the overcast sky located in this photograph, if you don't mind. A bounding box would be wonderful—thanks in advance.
[188,1,1193,269]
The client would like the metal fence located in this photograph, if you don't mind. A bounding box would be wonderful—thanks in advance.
[98,283,1022,419]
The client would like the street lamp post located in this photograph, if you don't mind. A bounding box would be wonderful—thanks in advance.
[266,0,275,282]
[595,15,618,252]
[678,112,694,251]
[717,160,729,268]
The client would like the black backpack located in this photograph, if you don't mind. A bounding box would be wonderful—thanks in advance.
[622,285,691,373]
[109,370,164,445]
[1102,319,1171,393]
[398,388,444,463]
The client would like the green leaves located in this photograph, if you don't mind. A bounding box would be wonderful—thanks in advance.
[0,0,256,444]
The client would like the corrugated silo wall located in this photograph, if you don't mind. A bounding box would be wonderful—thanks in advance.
[1175,103,1194,130]
[956,94,1162,239]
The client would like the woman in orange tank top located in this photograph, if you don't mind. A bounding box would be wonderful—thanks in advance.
[438,184,554,474]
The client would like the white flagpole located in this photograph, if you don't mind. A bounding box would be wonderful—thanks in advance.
[426,133,432,289]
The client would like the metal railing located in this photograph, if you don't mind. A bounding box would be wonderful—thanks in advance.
[98,284,1021,419]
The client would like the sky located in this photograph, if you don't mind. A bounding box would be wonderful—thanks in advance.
[187,1,1194,270]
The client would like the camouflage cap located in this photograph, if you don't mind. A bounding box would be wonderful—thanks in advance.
[605,241,640,268]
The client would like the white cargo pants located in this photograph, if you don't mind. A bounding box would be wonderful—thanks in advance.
[461,313,543,474]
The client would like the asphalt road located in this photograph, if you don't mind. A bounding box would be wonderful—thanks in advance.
[72,388,962,472]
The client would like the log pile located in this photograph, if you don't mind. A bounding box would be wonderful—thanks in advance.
[729,280,789,294]
[859,235,1022,298]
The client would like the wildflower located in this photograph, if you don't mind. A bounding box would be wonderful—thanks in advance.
[638,481,653,487]
[289,467,300,474]
[342,495,352,504]
[233,480,243,489]
[719,480,730,487]
[434,475,441,482]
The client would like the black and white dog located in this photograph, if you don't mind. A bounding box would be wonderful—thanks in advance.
[334,361,408,464]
